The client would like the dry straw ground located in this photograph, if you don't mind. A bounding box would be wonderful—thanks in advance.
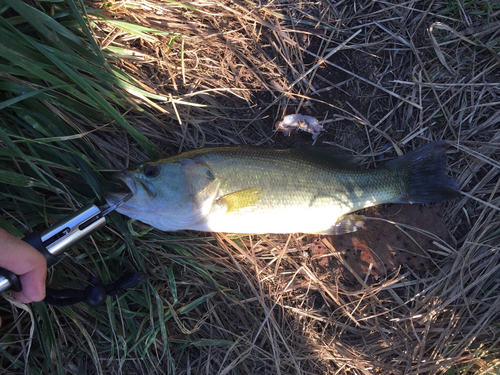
[2,0,500,374]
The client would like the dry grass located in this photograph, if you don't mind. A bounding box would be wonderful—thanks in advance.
[2,0,500,373]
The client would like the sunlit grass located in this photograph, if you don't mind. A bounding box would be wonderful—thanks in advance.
[0,0,227,373]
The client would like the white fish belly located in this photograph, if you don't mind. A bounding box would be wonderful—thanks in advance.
[191,205,347,234]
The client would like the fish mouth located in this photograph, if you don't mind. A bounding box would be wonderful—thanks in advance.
[104,171,136,206]
[104,171,157,206]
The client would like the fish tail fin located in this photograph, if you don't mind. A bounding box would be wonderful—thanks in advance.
[386,141,460,204]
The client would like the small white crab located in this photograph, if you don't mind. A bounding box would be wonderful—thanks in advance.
[276,114,324,143]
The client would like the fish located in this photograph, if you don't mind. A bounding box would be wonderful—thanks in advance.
[105,141,460,234]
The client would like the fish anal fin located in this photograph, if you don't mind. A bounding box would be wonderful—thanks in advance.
[217,188,261,214]
[317,214,366,235]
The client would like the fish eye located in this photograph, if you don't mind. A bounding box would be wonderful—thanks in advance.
[143,164,159,178]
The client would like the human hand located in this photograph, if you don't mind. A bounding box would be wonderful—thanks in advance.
[0,228,47,303]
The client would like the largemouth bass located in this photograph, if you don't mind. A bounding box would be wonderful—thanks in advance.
[105,142,460,234]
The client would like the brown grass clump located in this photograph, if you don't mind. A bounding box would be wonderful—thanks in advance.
[3,0,500,374]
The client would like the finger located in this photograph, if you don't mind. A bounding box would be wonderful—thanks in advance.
[0,229,47,302]
[12,268,47,303]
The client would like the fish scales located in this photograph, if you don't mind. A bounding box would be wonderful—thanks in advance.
[187,147,397,233]
[106,142,460,234]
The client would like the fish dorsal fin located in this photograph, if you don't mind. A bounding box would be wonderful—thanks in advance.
[285,146,361,169]
[217,188,261,214]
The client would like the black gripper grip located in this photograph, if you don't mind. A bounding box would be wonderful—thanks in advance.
[0,268,22,293]
[22,231,58,267]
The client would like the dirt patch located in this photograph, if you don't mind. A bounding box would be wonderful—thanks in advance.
[309,204,453,285]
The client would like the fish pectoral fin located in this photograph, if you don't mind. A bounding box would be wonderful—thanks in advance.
[317,214,366,235]
[216,188,261,214]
